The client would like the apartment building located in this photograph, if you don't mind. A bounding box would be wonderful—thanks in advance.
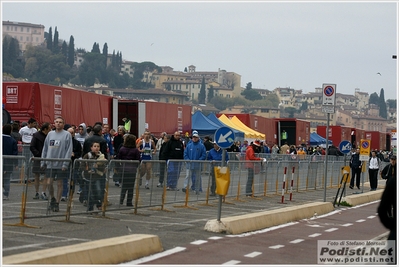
[2,21,45,53]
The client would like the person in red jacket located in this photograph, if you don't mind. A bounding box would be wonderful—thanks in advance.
[245,140,266,197]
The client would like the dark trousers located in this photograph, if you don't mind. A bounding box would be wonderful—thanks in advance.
[246,168,254,195]
[350,167,362,188]
[368,169,379,189]
[119,176,136,206]
[158,161,166,185]
[88,179,102,210]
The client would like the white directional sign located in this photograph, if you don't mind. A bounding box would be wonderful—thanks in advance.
[215,127,235,149]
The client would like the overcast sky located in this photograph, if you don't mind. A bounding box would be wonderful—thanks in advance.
[2,1,398,100]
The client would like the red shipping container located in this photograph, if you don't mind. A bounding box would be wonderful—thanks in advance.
[3,82,113,127]
[144,101,192,137]
[274,118,310,147]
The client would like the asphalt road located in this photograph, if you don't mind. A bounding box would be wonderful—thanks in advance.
[132,202,389,265]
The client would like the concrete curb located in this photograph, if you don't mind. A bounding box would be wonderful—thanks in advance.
[343,189,383,206]
[204,202,334,234]
[2,234,163,265]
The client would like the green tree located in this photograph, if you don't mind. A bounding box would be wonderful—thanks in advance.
[91,42,100,53]
[207,85,214,102]
[53,27,60,54]
[379,88,387,119]
[2,36,24,78]
[241,82,262,101]
[386,99,396,109]
[46,27,53,51]
[369,92,379,105]
[131,61,162,89]
[102,43,108,68]
[285,107,297,118]
[78,52,106,86]
[24,45,72,84]
[61,41,68,63]
[67,35,75,67]
[300,101,308,111]
[198,77,206,104]
[209,95,234,111]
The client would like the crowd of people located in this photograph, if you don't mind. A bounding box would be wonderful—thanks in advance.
[2,118,396,211]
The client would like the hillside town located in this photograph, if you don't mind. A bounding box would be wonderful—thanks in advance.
[2,20,397,135]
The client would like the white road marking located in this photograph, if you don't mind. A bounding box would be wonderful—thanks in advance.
[367,215,376,219]
[208,236,223,240]
[290,239,304,244]
[123,246,186,265]
[191,240,208,245]
[222,260,241,265]
[307,224,322,227]
[325,228,338,232]
[244,251,262,258]
[342,223,353,227]
[309,233,322,237]
[356,219,366,223]
[269,245,285,249]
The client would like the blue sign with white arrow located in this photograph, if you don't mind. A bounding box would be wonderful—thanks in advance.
[215,126,235,149]
[339,140,352,154]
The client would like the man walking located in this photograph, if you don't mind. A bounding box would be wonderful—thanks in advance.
[349,148,362,190]
[41,117,72,212]
[368,150,381,191]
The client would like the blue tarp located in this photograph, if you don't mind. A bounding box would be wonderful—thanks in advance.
[206,113,245,141]
[191,111,220,138]
[310,132,333,146]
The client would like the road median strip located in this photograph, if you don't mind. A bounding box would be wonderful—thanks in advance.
[3,234,163,265]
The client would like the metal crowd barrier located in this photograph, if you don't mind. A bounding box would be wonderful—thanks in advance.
[0,155,354,224]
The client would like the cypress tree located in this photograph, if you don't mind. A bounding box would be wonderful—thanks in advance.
[198,76,206,104]
[61,40,68,63]
[46,27,53,51]
[67,35,75,67]
[53,26,59,53]
[379,88,387,119]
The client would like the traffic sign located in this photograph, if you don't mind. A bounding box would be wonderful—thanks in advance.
[339,140,352,154]
[359,139,371,161]
[322,83,336,111]
[215,126,235,149]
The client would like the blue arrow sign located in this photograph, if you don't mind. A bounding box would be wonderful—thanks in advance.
[339,140,352,154]
[215,126,235,149]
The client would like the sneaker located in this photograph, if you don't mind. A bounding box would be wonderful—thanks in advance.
[157,183,163,187]
[60,197,67,202]
[33,192,40,199]
[115,181,120,187]
[77,188,82,195]
[83,200,88,206]
[145,184,150,189]
[349,185,354,189]
[3,195,9,200]
[41,192,48,200]
[182,188,187,193]
[53,203,59,212]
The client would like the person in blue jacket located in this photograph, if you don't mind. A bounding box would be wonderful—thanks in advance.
[183,131,206,194]
[207,142,229,196]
